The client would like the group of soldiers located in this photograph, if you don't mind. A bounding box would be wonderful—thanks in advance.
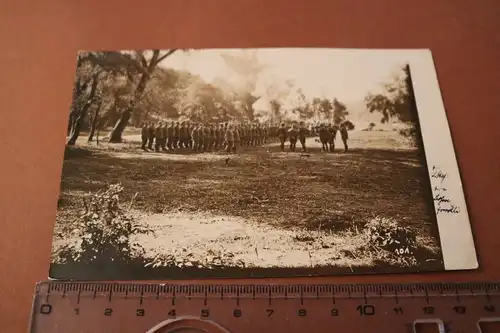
[276,122,349,153]
[140,120,349,154]
[140,121,279,153]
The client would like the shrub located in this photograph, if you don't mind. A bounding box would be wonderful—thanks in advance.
[146,247,246,269]
[363,216,417,257]
[54,184,154,265]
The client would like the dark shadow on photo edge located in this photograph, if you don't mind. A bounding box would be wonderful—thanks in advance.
[48,261,451,281]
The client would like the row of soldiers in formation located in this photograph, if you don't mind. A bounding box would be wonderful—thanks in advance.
[141,121,277,153]
[140,121,349,153]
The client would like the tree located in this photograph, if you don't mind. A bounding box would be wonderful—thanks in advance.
[311,97,322,121]
[332,98,348,125]
[364,64,418,141]
[105,50,180,143]
[87,97,103,142]
[292,88,314,120]
[67,72,100,145]
[269,99,282,123]
[220,50,265,121]
[318,98,333,120]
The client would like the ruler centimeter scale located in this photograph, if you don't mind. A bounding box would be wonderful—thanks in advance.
[30,282,500,333]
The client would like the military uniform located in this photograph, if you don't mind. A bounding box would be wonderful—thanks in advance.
[214,124,221,150]
[186,123,192,149]
[154,123,163,152]
[277,124,287,152]
[225,126,234,153]
[340,124,348,152]
[147,123,155,150]
[288,125,299,152]
[233,125,240,153]
[172,122,180,149]
[166,122,173,150]
[191,124,199,152]
[161,123,168,151]
[209,125,216,151]
[327,124,337,152]
[140,124,148,150]
[251,125,258,146]
[298,123,308,152]
[198,125,205,152]
[318,125,330,152]
[222,124,229,149]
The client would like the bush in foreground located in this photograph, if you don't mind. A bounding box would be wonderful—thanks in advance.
[53,184,154,265]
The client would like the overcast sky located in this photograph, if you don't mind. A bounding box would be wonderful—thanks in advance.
[160,48,412,106]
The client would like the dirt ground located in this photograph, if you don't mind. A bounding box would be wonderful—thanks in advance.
[52,128,442,269]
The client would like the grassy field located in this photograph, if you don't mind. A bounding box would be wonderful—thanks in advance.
[51,127,444,278]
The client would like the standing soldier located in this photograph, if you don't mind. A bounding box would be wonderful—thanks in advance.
[154,122,163,152]
[288,123,299,152]
[233,124,240,153]
[298,121,308,152]
[222,123,229,150]
[328,123,338,152]
[140,123,148,151]
[210,124,217,151]
[240,124,247,147]
[204,124,211,152]
[200,124,208,152]
[197,124,205,153]
[172,121,180,150]
[263,124,269,144]
[245,124,251,147]
[220,123,227,150]
[340,123,349,153]
[214,123,221,150]
[147,122,155,151]
[225,124,234,153]
[161,122,168,151]
[319,123,329,152]
[191,123,199,152]
[166,121,173,151]
[251,124,257,147]
[256,124,262,146]
[178,121,186,149]
[277,122,287,152]
[186,122,192,149]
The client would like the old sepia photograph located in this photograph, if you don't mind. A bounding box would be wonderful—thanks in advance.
[49,48,478,280]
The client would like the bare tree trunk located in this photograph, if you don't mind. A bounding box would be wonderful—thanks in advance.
[88,102,102,142]
[108,72,148,143]
[107,50,178,143]
[67,76,99,146]
[67,112,75,136]
[67,103,90,145]
[108,108,132,143]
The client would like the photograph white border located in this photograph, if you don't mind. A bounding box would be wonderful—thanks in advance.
[407,49,477,270]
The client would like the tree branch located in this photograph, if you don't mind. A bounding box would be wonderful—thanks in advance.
[84,52,149,77]
[156,49,178,64]
[134,51,148,68]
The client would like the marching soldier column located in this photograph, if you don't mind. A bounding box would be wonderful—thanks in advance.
[140,120,349,154]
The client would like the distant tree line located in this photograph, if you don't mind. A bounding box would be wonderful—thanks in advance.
[364,64,420,141]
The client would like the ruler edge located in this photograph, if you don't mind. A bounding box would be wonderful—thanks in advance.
[29,281,500,333]
[33,281,500,294]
